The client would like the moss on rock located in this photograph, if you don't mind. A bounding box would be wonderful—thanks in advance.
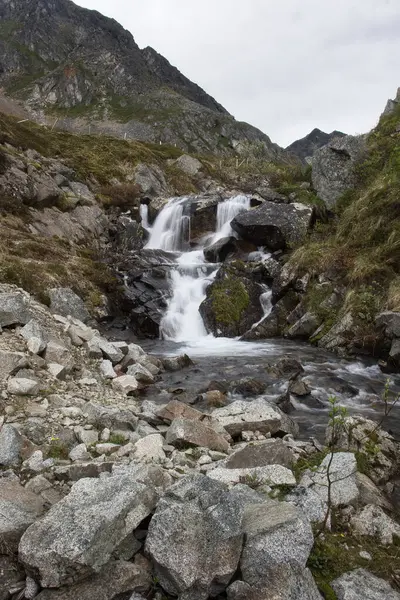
[210,274,250,326]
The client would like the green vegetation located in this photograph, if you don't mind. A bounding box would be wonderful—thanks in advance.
[211,271,250,326]
[108,433,128,445]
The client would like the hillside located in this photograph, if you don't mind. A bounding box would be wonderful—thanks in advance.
[0,0,288,159]
[287,128,346,162]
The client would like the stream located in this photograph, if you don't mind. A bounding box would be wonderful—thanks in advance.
[122,196,400,442]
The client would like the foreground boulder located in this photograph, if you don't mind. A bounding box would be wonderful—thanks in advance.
[166,418,230,453]
[0,291,32,327]
[231,201,314,250]
[145,474,257,600]
[19,465,168,588]
[227,568,323,600]
[331,568,400,600]
[49,288,90,323]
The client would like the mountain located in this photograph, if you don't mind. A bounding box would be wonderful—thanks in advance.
[287,128,346,162]
[0,0,288,159]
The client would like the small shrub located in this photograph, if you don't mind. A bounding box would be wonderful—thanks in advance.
[98,183,141,209]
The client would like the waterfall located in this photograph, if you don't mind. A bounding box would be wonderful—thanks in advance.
[144,195,265,342]
[139,203,150,230]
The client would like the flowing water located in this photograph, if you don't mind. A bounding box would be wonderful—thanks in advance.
[134,195,400,442]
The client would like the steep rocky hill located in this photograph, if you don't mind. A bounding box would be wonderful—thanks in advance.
[0,0,287,158]
[287,128,346,162]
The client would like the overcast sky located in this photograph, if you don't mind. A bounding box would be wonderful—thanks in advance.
[76,0,399,147]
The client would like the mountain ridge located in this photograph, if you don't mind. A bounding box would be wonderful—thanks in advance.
[287,127,346,162]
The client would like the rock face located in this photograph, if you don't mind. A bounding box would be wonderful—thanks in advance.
[0,0,289,158]
[204,236,237,263]
[145,475,246,599]
[49,288,90,323]
[19,465,166,587]
[287,128,346,162]
[312,135,367,209]
[231,202,314,250]
[199,262,264,337]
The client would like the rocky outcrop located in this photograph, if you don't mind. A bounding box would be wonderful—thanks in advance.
[311,135,367,209]
[231,201,314,250]
[287,128,346,162]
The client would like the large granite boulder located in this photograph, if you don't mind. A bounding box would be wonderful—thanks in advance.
[199,262,264,337]
[227,568,323,600]
[166,418,230,453]
[312,134,367,209]
[49,288,90,323]
[231,201,313,250]
[331,568,400,600]
[19,465,169,588]
[0,291,32,327]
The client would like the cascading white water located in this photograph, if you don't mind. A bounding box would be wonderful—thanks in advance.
[139,203,150,230]
[144,194,264,342]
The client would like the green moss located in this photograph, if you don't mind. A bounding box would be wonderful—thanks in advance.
[292,450,328,482]
[211,274,250,326]
[108,433,127,445]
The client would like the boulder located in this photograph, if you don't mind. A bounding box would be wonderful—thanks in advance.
[49,288,90,323]
[100,360,117,379]
[375,311,400,338]
[145,474,248,599]
[133,434,166,462]
[134,163,169,199]
[126,363,155,384]
[243,291,300,341]
[208,465,296,487]
[35,557,152,600]
[111,375,139,395]
[204,236,237,263]
[229,378,266,397]
[7,377,40,396]
[225,440,294,470]
[166,418,230,453]
[0,349,28,380]
[20,319,48,354]
[227,569,323,600]
[287,312,321,339]
[98,340,124,365]
[0,479,45,554]
[300,452,359,507]
[331,568,400,600]
[162,354,194,371]
[212,399,293,438]
[174,154,203,176]
[199,262,264,337]
[48,363,67,380]
[231,201,313,250]
[156,400,204,423]
[0,425,22,466]
[19,465,167,588]
[240,502,314,588]
[44,340,72,367]
[350,504,400,545]
[0,291,32,327]
[312,134,367,209]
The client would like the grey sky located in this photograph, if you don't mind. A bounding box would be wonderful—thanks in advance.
[76,0,399,147]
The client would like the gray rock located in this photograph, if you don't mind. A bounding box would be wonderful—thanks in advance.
[0,349,28,380]
[332,568,400,600]
[19,465,167,588]
[287,312,321,339]
[212,399,291,438]
[240,502,314,588]
[227,568,323,600]
[7,377,40,396]
[127,363,155,384]
[98,340,124,365]
[100,360,117,379]
[0,479,45,554]
[0,555,26,600]
[162,354,194,371]
[174,154,203,176]
[49,288,90,323]
[350,504,400,545]
[21,319,48,354]
[134,163,169,199]
[204,236,237,263]
[133,434,166,462]
[111,375,139,395]
[225,440,294,469]
[68,181,95,205]
[75,427,99,446]
[301,452,359,507]
[207,465,296,487]
[0,291,32,327]
[145,474,247,599]
[44,340,72,367]
[375,311,400,339]
[0,425,22,467]
[312,134,367,209]
[231,201,313,250]
[389,339,400,367]
[166,418,230,453]
[35,557,152,600]
[47,363,67,380]
[69,444,91,462]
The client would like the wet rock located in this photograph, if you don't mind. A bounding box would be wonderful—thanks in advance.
[111,375,139,395]
[0,291,32,327]
[240,502,314,587]
[145,474,246,599]
[49,288,90,323]
[312,134,367,209]
[0,425,22,466]
[166,418,230,453]
[243,291,300,340]
[20,319,48,353]
[0,478,45,554]
[289,378,311,397]
[287,312,321,339]
[204,236,237,263]
[162,354,194,371]
[212,399,291,438]
[208,465,296,487]
[331,568,400,600]
[202,390,227,407]
[229,377,266,397]
[225,440,294,469]
[19,465,166,588]
[35,557,152,600]
[231,201,314,250]
[350,504,400,545]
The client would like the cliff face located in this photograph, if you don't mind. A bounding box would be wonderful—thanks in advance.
[287,128,346,162]
[0,0,289,159]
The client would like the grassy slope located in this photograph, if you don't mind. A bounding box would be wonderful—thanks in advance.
[289,105,400,346]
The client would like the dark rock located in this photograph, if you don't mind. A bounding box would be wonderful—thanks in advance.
[376,311,400,338]
[289,378,311,397]
[229,377,266,397]
[204,236,237,263]
[200,262,263,337]
[162,354,194,371]
[225,439,294,469]
[273,357,305,377]
[231,201,313,250]
[0,555,26,600]
[287,312,321,339]
[242,291,299,340]
[287,127,346,162]
[312,135,367,209]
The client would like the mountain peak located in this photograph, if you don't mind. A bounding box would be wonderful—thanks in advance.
[287,128,346,161]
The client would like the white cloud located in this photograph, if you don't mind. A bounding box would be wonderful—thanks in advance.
[76,0,400,146]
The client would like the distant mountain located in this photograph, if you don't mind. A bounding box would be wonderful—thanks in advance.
[0,0,289,160]
[287,128,346,162]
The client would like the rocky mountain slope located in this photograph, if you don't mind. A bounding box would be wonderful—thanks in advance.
[287,128,346,162]
[0,0,287,158]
